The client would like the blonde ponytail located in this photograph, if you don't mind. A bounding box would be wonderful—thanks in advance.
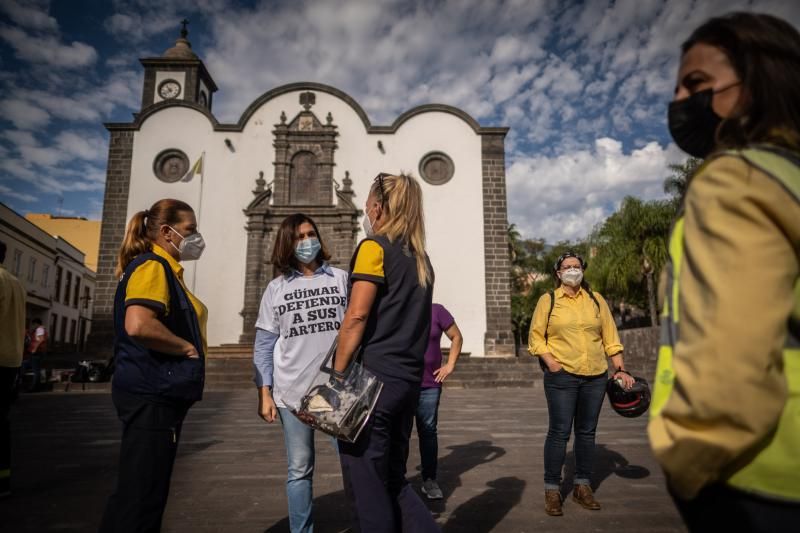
[372,173,431,287]
[116,211,151,278]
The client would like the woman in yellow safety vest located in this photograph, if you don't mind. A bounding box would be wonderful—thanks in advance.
[649,12,800,532]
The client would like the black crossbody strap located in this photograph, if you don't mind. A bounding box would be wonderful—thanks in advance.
[544,290,555,343]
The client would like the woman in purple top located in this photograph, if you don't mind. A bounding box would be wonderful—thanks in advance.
[415,302,463,500]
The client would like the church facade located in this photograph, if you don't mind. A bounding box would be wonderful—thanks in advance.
[89,29,513,357]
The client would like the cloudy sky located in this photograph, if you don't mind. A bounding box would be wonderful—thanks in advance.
[1,0,798,243]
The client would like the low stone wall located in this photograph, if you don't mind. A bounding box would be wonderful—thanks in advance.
[618,326,660,380]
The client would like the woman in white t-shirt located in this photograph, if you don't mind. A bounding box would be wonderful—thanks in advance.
[253,213,348,533]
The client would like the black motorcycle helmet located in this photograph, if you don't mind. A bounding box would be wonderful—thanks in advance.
[607,375,651,418]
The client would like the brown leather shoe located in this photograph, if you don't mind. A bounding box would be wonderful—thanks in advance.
[545,489,563,516]
[572,484,601,510]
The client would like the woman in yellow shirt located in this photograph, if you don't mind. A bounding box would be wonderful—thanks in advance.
[100,198,208,533]
[528,251,633,517]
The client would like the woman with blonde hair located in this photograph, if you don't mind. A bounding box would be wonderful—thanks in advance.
[333,173,440,532]
[100,198,208,532]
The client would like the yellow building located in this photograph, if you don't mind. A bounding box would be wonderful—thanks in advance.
[25,214,101,272]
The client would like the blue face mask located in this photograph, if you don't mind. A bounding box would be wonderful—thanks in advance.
[294,237,321,264]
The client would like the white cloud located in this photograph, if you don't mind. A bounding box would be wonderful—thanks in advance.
[507,138,684,242]
[104,0,233,43]
[490,34,544,65]
[490,64,540,104]
[0,127,109,194]
[0,158,38,181]
[104,12,178,44]
[0,183,36,202]
[0,24,97,68]
[54,131,107,162]
[199,0,553,123]
[0,98,50,129]
[0,0,57,31]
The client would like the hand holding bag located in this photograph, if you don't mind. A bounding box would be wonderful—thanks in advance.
[280,339,383,443]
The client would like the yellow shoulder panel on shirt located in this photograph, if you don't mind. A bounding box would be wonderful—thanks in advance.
[352,240,385,280]
[125,260,170,313]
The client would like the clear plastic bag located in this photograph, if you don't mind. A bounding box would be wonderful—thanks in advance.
[280,339,383,443]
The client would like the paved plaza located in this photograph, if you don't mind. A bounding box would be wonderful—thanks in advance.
[2,386,686,532]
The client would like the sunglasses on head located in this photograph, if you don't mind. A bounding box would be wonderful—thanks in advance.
[374,172,389,203]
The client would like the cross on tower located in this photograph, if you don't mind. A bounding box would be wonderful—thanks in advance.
[180,19,189,38]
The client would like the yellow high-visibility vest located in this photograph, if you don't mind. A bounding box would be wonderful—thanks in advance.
[651,146,800,502]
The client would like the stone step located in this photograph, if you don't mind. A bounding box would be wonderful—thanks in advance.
[203,354,541,389]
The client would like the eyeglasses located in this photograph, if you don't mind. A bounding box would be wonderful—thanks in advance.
[374,172,389,204]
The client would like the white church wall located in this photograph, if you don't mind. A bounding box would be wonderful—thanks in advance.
[126,90,488,355]
[128,106,251,349]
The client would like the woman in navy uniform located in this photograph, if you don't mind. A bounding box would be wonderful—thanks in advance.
[334,173,440,532]
[100,198,208,532]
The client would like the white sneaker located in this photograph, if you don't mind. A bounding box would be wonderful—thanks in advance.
[421,479,443,500]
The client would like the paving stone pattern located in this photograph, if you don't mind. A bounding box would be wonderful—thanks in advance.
[3,389,685,532]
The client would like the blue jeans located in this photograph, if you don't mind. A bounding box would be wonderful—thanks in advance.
[542,369,607,490]
[415,387,441,480]
[278,407,329,533]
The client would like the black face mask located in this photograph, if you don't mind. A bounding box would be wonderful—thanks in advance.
[667,88,721,159]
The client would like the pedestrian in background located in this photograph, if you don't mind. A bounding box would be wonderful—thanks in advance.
[649,12,800,532]
[100,198,208,533]
[0,240,26,498]
[23,317,47,391]
[333,172,440,532]
[415,302,463,500]
[252,213,348,533]
[528,252,633,517]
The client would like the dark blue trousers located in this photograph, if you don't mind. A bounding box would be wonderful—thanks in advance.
[99,388,192,533]
[0,366,19,495]
[338,375,440,533]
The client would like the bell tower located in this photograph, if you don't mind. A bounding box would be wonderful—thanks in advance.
[139,20,217,111]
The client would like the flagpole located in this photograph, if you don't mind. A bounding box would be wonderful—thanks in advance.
[192,152,205,293]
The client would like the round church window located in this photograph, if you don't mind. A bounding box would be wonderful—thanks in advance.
[419,151,455,185]
[153,149,190,183]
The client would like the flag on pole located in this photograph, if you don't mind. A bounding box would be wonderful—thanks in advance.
[181,152,204,182]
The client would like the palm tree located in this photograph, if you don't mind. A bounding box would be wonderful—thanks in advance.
[664,157,702,204]
[588,197,674,327]
[507,223,523,263]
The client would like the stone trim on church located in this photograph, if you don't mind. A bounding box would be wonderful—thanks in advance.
[481,135,515,356]
[86,130,134,354]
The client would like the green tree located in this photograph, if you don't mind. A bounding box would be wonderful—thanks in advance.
[664,157,702,205]
[508,224,541,352]
[587,197,675,326]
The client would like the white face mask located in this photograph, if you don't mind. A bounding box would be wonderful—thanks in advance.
[167,226,206,261]
[559,267,583,287]
[362,206,377,237]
